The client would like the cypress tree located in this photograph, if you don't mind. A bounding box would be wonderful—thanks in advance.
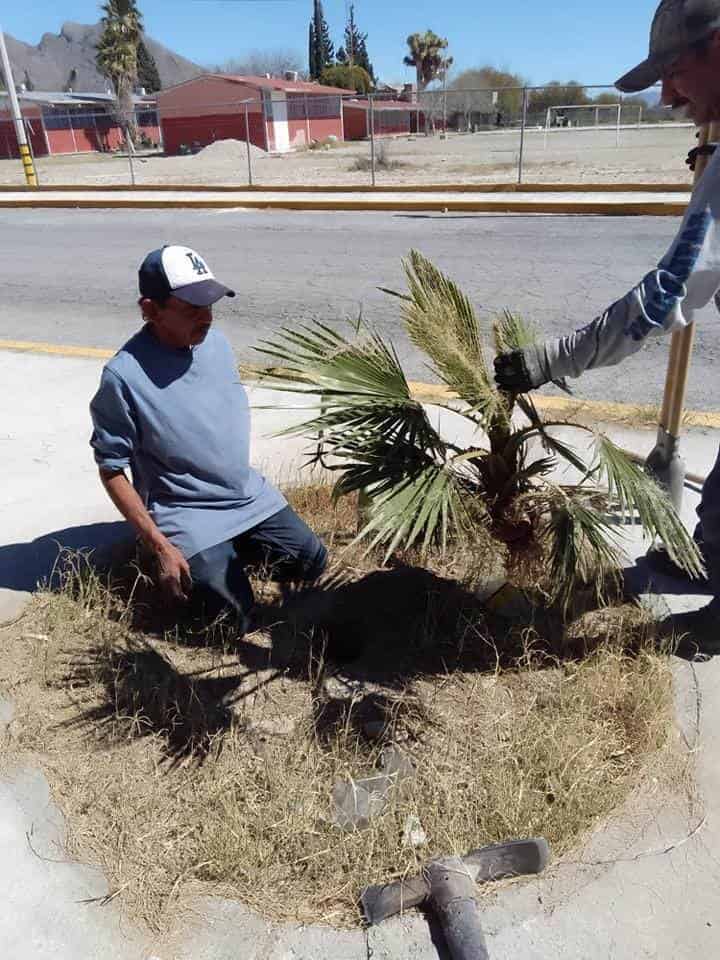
[308,21,317,79]
[137,38,161,92]
[343,5,375,84]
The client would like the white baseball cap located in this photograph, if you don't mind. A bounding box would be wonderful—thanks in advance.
[138,245,235,306]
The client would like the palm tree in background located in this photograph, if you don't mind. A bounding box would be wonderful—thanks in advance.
[96,0,142,146]
[404,31,453,95]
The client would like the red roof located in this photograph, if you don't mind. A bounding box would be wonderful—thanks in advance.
[212,74,354,96]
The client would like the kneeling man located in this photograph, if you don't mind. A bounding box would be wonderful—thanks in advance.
[90,245,327,631]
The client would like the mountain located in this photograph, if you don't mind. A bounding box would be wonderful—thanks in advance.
[3,21,203,93]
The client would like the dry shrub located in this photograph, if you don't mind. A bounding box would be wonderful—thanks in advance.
[0,485,678,933]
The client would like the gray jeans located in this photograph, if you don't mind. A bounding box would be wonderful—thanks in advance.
[696,445,720,598]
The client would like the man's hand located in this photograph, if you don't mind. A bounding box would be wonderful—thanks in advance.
[493,350,537,393]
[155,542,192,603]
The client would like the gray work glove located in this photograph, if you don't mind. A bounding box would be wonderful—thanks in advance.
[493,350,542,393]
[494,349,572,395]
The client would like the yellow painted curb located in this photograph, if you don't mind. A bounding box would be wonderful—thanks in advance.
[0,181,692,194]
[0,339,114,359]
[3,339,717,429]
[407,380,720,429]
[0,197,689,216]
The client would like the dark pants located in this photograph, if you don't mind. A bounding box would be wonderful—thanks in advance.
[697,446,720,604]
[187,506,327,629]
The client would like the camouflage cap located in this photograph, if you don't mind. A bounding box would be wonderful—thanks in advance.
[616,0,720,92]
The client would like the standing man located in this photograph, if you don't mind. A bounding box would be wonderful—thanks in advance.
[494,1,720,646]
[90,245,327,633]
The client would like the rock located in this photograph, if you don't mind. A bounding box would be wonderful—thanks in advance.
[0,589,32,627]
[245,717,297,739]
[330,745,415,831]
[483,583,534,620]
[402,814,428,848]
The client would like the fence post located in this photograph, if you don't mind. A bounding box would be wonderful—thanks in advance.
[244,103,253,185]
[369,94,376,187]
[517,87,528,185]
[616,98,622,148]
[124,126,136,186]
[304,93,311,147]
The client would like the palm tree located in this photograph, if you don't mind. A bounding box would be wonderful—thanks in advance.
[96,0,142,146]
[404,31,453,95]
[254,252,703,612]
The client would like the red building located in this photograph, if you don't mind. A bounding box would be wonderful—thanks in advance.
[0,91,160,158]
[157,74,354,154]
[343,99,426,140]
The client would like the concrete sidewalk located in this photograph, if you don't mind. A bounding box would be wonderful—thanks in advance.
[0,187,691,215]
[1,347,719,959]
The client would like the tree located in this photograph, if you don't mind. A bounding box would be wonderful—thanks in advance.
[404,31,453,94]
[321,64,372,94]
[450,67,525,124]
[340,4,375,85]
[529,81,589,117]
[254,252,702,613]
[308,0,334,80]
[137,37,161,92]
[95,0,142,145]
[211,50,303,77]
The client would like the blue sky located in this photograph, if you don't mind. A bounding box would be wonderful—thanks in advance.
[4,0,659,87]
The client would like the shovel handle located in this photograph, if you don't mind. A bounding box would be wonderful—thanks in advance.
[660,122,720,438]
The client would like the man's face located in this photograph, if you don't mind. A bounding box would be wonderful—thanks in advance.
[661,32,720,123]
[141,295,213,349]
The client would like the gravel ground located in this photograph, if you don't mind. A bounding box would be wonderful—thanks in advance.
[1,124,697,188]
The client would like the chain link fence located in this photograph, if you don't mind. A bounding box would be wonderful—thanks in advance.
[0,83,696,188]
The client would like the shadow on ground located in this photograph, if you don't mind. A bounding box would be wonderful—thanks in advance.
[0,521,132,592]
[20,524,665,766]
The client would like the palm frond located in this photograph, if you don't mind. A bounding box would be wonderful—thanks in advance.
[493,309,539,355]
[594,436,705,578]
[400,250,501,422]
[540,490,624,612]
[254,319,442,448]
[355,462,469,559]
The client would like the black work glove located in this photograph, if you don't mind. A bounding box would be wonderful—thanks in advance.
[494,350,535,393]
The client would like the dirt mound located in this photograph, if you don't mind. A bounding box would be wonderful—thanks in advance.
[193,138,267,162]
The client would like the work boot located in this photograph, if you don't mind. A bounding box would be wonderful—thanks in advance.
[657,600,720,661]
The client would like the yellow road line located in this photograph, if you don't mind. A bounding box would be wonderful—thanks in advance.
[2,338,718,429]
[0,339,114,359]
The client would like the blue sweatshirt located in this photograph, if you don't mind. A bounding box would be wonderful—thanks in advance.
[90,326,286,559]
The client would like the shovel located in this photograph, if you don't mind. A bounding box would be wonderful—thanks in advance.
[646,121,720,509]
[361,837,550,960]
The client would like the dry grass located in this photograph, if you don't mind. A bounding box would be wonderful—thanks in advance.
[0,484,680,933]
[350,141,407,173]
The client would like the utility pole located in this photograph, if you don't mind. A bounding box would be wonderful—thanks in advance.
[0,24,37,186]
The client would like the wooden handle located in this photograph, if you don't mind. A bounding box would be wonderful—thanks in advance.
[659,122,720,437]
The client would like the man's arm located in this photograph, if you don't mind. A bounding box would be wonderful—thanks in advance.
[496,157,720,393]
[100,468,192,601]
[495,269,687,391]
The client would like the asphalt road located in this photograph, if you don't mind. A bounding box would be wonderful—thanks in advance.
[3,208,719,409]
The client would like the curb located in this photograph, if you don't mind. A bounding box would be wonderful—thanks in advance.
[0,182,692,194]
[0,197,689,215]
[2,338,718,430]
